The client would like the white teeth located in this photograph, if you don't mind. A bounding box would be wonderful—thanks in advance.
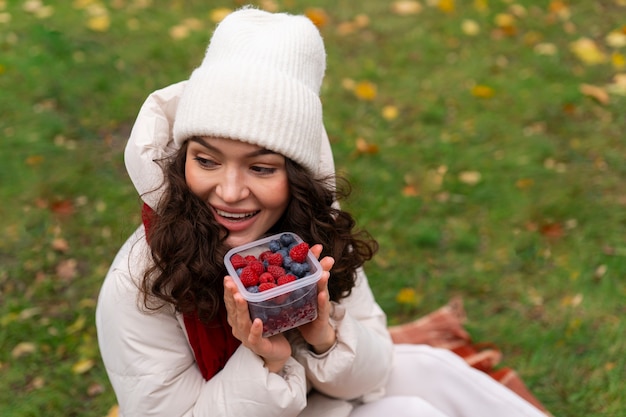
[216,209,256,219]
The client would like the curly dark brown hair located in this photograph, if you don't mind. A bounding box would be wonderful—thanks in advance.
[142,140,378,322]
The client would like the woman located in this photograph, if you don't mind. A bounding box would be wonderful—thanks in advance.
[96,7,548,417]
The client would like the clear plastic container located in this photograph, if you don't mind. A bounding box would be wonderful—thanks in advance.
[224,232,322,336]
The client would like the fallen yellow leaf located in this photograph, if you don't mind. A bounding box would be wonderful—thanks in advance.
[51,237,69,252]
[611,52,625,69]
[341,78,356,90]
[523,31,543,47]
[470,84,495,98]
[169,25,190,40]
[515,178,534,189]
[438,0,455,13]
[354,14,370,29]
[594,264,608,279]
[548,0,571,20]
[26,155,44,166]
[304,7,329,28]
[391,1,423,16]
[473,0,488,12]
[355,137,379,154]
[337,21,357,36]
[458,170,481,185]
[534,43,557,56]
[72,358,95,374]
[382,105,399,121]
[402,184,419,197]
[606,30,626,48]
[56,258,78,281]
[87,15,110,32]
[12,342,37,358]
[461,19,480,36]
[494,13,515,27]
[570,37,607,65]
[494,13,516,36]
[259,0,279,13]
[73,0,96,9]
[560,294,583,307]
[209,7,232,23]
[26,376,45,391]
[88,383,106,397]
[580,83,610,105]
[66,315,86,334]
[396,288,422,306]
[509,4,527,17]
[606,73,626,96]
[106,404,119,417]
[354,81,377,101]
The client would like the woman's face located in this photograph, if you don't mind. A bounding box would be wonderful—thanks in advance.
[185,137,290,247]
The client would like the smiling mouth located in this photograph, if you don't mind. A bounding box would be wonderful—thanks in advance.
[214,208,259,221]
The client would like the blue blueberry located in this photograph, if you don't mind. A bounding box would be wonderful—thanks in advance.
[290,262,308,277]
[280,233,296,247]
[269,239,281,252]
[283,256,293,269]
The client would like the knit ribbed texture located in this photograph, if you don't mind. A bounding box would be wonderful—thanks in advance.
[173,8,326,174]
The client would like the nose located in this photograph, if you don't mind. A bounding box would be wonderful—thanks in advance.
[215,167,250,203]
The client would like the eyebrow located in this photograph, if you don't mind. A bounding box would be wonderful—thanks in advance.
[189,137,279,158]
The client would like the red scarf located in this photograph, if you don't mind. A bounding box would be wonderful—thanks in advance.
[142,203,241,380]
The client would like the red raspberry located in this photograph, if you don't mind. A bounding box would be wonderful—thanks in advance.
[289,242,309,263]
[266,265,285,279]
[259,250,273,262]
[230,253,247,269]
[259,282,277,292]
[259,272,275,284]
[266,252,283,266]
[239,266,259,288]
[245,255,258,264]
[277,274,296,286]
[248,260,265,276]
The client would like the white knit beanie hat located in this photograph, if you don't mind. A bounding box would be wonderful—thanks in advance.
[173,8,326,174]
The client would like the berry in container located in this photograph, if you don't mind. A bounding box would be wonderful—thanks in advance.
[224,232,322,337]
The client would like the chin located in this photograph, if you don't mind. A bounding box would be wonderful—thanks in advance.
[225,233,259,248]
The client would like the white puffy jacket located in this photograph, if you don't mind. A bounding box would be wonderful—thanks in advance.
[95,82,394,417]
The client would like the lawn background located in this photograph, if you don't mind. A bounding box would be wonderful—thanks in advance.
[1,1,625,416]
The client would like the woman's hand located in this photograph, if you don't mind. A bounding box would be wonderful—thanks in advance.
[297,244,336,354]
[223,276,292,373]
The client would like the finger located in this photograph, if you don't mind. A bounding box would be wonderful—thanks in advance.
[316,269,329,293]
[248,318,264,344]
[310,243,323,259]
[319,255,335,273]
[223,276,238,313]
[315,273,331,317]
[233,292,250,318]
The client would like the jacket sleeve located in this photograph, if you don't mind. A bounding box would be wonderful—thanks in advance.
[290,267,394,401]
[96,228,308,417]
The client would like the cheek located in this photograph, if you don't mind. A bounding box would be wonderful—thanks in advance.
[264,180,290,210]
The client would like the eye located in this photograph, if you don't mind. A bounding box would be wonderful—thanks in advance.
[193,156,218,169]
[250,165,277,175]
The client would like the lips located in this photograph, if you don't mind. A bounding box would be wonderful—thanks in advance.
[214,208,259,221]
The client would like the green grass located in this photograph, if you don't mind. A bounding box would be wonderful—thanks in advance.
[1,1,625,416]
